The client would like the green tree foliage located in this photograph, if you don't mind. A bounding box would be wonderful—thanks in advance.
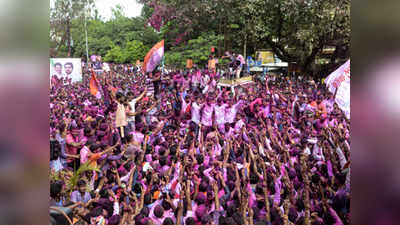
[50,0,95,57]
[104,40,149,63]
[244,0,350,77]
[165,33,223,68]
[104,45,124,63]
[123,40,149,63]
[51,0,349,77]
[138,0,350,77]
[137,0,257,55]
[52,3,160,62]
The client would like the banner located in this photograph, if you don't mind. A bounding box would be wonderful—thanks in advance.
[246,56,262,67]
[50,58,82,83]
[325,59,350,119]
[143,40,164,73]
[325,60,350,93]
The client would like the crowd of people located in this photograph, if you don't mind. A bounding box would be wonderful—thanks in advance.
[50,63,350,225]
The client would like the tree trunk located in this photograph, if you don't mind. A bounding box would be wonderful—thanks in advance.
[301,38,325,78]
[223,18,227,53]
[53,30,68,57]
[218,17,222,57]
[67,18,71,57]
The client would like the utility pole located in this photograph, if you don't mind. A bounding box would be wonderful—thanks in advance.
[244,34,247,59]
[84,2,89,70]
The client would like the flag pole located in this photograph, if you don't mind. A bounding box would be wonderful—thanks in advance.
[162,55,165,75]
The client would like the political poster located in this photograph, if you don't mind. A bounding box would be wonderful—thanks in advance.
[50,58,82,83]
[325,59,350,119]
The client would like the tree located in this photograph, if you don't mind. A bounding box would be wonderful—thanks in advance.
[111,4,126,20]
[122,40,149,63]
[70,19,113,58]
[244,0,350,77]
[50,0,95,57]
[104,45,124,63]
[52,3,159,60]
[165,32,223,68]
[137,0,249,55]
[138,0,350,77]
[104,41,149,64]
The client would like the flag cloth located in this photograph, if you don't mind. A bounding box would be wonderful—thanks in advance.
[143,40,164,73]
[325,59,350,119]
[90,69,102,99]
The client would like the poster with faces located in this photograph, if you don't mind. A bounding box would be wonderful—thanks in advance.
[50,58,82,83]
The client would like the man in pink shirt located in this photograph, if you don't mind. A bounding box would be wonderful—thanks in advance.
[65,127,84,169]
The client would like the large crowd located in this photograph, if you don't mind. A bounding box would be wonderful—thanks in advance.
[50,63,350,225]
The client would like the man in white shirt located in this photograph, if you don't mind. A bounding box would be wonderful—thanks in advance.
[225,99,243,125]
[190,96,203,137]
[201,73,210,93]
[214,98,227,133]
[191,96,203,125]
[127,87,147,132]
[53,62,63,78]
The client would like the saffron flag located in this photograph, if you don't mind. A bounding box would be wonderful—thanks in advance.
[90,69,102,99]
[143,40,164,73]
[325,59,350,119]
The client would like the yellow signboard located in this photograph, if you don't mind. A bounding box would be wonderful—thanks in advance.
[256,51,275,64]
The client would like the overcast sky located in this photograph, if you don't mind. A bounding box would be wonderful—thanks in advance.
[95,0,143,20]
[50,0,143,20]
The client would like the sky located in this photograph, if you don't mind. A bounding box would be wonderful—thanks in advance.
[95,0,143,20]
[50,0,143,20]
